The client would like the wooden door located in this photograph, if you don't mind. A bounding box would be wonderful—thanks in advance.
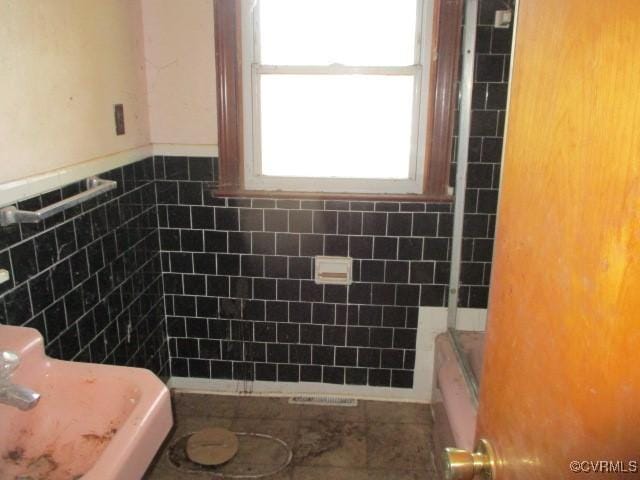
[477,0,640,478]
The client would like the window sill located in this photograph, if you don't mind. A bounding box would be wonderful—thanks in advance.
[212,188,453,203]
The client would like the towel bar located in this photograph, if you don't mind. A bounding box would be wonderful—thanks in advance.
[0,177,117,227]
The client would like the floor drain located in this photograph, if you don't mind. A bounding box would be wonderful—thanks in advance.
[168,431,292,479]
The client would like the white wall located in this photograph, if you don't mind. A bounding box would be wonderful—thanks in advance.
[0,0,151,184]
[141,0,218,149]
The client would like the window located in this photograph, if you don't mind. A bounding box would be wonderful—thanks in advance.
[214,0,462,199]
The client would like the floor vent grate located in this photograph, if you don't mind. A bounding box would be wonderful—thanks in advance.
[288,396,358,407]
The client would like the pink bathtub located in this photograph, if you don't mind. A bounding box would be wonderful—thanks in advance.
[432,330,485,468]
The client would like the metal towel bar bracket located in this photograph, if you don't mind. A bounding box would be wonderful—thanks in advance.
[0,177,117,227]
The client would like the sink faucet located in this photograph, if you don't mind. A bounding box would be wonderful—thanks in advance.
[0,350,40,410]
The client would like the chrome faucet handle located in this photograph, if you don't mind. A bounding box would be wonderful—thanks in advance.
[0,351,20,379]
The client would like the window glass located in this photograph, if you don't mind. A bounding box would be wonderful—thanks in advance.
[260,74,415,179]
[259,0,418,66]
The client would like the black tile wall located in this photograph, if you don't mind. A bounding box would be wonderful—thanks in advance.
[0,158,168,376]
[453,0,514,309]
[158,150,461,388]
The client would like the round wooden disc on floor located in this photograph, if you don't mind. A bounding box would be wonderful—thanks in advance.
[186,427,239,466]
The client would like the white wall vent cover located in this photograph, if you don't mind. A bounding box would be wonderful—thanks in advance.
[289,396,358,407]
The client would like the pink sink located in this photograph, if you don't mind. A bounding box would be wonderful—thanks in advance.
[0,325,173,480]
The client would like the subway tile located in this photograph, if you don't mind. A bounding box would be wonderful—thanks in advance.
[276,199,300,209]
[312,345,334,365]
[359,305,383,326]
[391,370,413,388]
[412,213,438,237]
[348,283,371,304]
[253,278,277,300]
[312,303,335,325]
[252,199,275,209]
[368,369,391,387]
[371,284,396,306]
[324,284,347,304]
[188,157,214,181]
[395,285,420,306]
[228,232,252,254]
[11,240,37,284]
[289,210,313,233]
[398,238,423,261]
[373,237,397,260]
[349,236,373,259]
[181,230,204,252]
[240,208,264,231]
[301,365,322,382]
[267,343,288,363]
[241,255,264,277]
[230,277,252,298]
[164,157,189,180]
[385,262,409,283]
[301,200,323,210]
[361,260,385,282]
[276,233,300,256]
[324,235,348,256]
[191,206,215,229]
[265,209,288,232]
[337,212,362,235]
[179,182,203,205]
[277,279,300,301]
[375,202,400,212]
[252,232,276,255]
[300,280,323,302]
[335,347,357,366]
[410,262,435,284]
[289,302,312,323]
[168,205,191,229]
[476,54,505,82]
[207,275,229,297]
[349,201,375,212]
[347,327,370,347]
[289,257,312,279]
[215,207,239,230]
[491,27,513,54]
[264,256,287,278]
[362,212,387,236]
[300,324,323,344]
[313,211,337,234]
[300,234,324,256]
[216,254,240,276]
[278,364,300,382]
[204,231,227,252]
[278,322,300,343]
[323,366,344,384]
[255,363,277,381]
[345,367,368,385]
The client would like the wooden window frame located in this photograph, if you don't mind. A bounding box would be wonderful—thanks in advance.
[213,0,463,201]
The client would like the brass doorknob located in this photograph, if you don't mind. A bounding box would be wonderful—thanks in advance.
[443,438,497,480]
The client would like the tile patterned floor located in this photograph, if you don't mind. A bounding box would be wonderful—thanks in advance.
[144,392,439,479]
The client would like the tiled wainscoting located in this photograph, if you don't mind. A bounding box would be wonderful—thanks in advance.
[156,153,495,388]
[0,158,168,376]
